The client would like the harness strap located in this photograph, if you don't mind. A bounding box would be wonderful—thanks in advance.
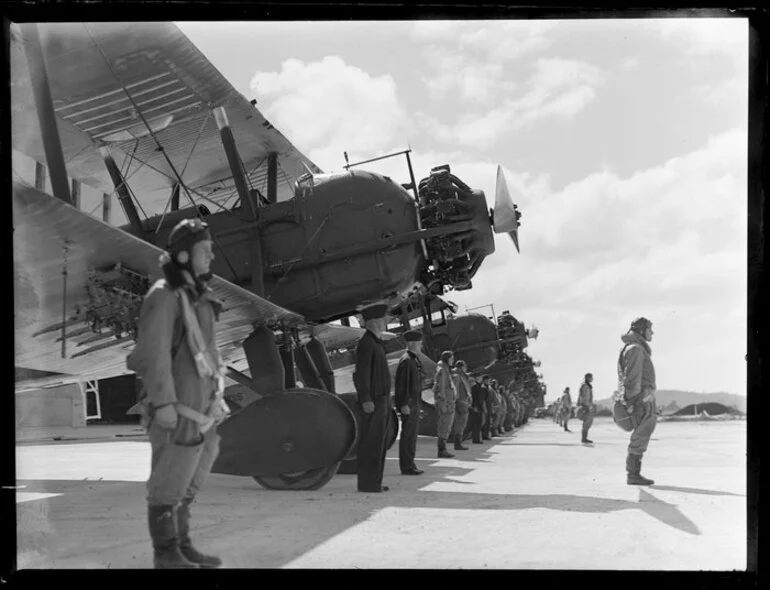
[177,288,218,379]
[175,403,216,433]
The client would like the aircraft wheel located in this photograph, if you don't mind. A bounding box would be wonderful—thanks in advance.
[253,462,341,491]
[211,387,356,490]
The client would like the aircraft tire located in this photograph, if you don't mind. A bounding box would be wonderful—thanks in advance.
[252,462,341,491]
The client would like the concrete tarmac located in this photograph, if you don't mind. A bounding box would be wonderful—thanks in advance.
[14,416,746,570]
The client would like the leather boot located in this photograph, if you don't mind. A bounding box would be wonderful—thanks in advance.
[581,431,593,443]
[454,433,469,451]
[177,499,222,568]
[148,504,198,569]
[437,438,455,458]
[626,453,654,485]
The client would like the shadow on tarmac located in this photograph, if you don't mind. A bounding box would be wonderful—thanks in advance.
[504,442,588,447]
[649,484,746,497]
[15,426,705,568]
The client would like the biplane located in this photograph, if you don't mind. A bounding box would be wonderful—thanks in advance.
[383,294,543,436]
[12,22,522,490]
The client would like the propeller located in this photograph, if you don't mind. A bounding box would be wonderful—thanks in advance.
[492,165,522,253]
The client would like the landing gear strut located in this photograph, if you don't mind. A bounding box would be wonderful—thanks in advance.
[212,327,357,491]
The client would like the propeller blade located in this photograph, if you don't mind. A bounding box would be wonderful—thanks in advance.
[507,230,520,254]
[493,165,521,253]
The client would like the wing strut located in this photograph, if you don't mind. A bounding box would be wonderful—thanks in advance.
[213,106,258,220]
[213,106,265,296]
[267,152,278,204]
[100,146,148,241]
[20,24,72,205]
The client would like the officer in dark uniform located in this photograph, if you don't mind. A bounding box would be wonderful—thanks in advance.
[395,330,425,475]
[354,303,392,493]
[469,375,486,444]
[479,375,492,440]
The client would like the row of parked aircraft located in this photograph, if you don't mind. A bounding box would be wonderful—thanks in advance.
[12,22,544,491]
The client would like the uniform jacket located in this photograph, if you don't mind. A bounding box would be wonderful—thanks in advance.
[433,361,457,413]
[498,391,508,414]
[471,383,488,414]
[618,332,656,401]
[128,278,221,413]
[354,329,392,405]
[453,370,472,411]
[577,382,593,407]
[487,387,501,414]
[394,351,423,410]
[561,391,572,409]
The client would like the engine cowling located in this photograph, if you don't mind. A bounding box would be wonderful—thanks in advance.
[417,165,495,293]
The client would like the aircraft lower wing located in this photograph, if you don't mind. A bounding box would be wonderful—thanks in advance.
[334,349,437,394]
[14,180,304,388]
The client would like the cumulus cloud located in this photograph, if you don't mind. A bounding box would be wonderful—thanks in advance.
[250,56,411,171]
[447,129,747,395]
[420,53,518,105]
[416,21,554,106]
[415,58,605,149]
[413,20,555,62]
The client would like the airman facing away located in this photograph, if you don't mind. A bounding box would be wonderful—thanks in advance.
[561,387,573,432]
[433,350,457,458]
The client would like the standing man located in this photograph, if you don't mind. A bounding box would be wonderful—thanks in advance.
[354,303,392,492]
[487,379,500,436]
[433,350,457,458]
[496,384,508,435]
[480,375,493,440]
[469,375,486,444]
[561,387,573,432]
[451,360,472,451]
[577,373,595,444]
[618,317,658,485]
[127,218,229,569]
[394,330,425,476]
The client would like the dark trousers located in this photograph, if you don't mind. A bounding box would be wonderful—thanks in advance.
[398,403,420,472]
[469,410,483,442]
[357,398,390,491]
[481,411,491,438]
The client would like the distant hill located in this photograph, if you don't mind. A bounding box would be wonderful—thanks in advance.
[595,390,746,413]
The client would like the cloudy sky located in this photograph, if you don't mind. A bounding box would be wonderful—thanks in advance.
[174,18,748,401]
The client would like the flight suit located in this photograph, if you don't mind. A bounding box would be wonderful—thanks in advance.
[487,388,500,435]
[128,277,224,568]
[354,329,392,492]
[451,371,472,448]
[394,350,423,473]
[433,361,457,455]
[618,333,658,458]
[577,381,595,442]
[496,389,507,433]
[561,391,573,431]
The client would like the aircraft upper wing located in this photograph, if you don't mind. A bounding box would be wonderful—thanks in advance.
[11,22,322,206]
[14,180,304,387]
